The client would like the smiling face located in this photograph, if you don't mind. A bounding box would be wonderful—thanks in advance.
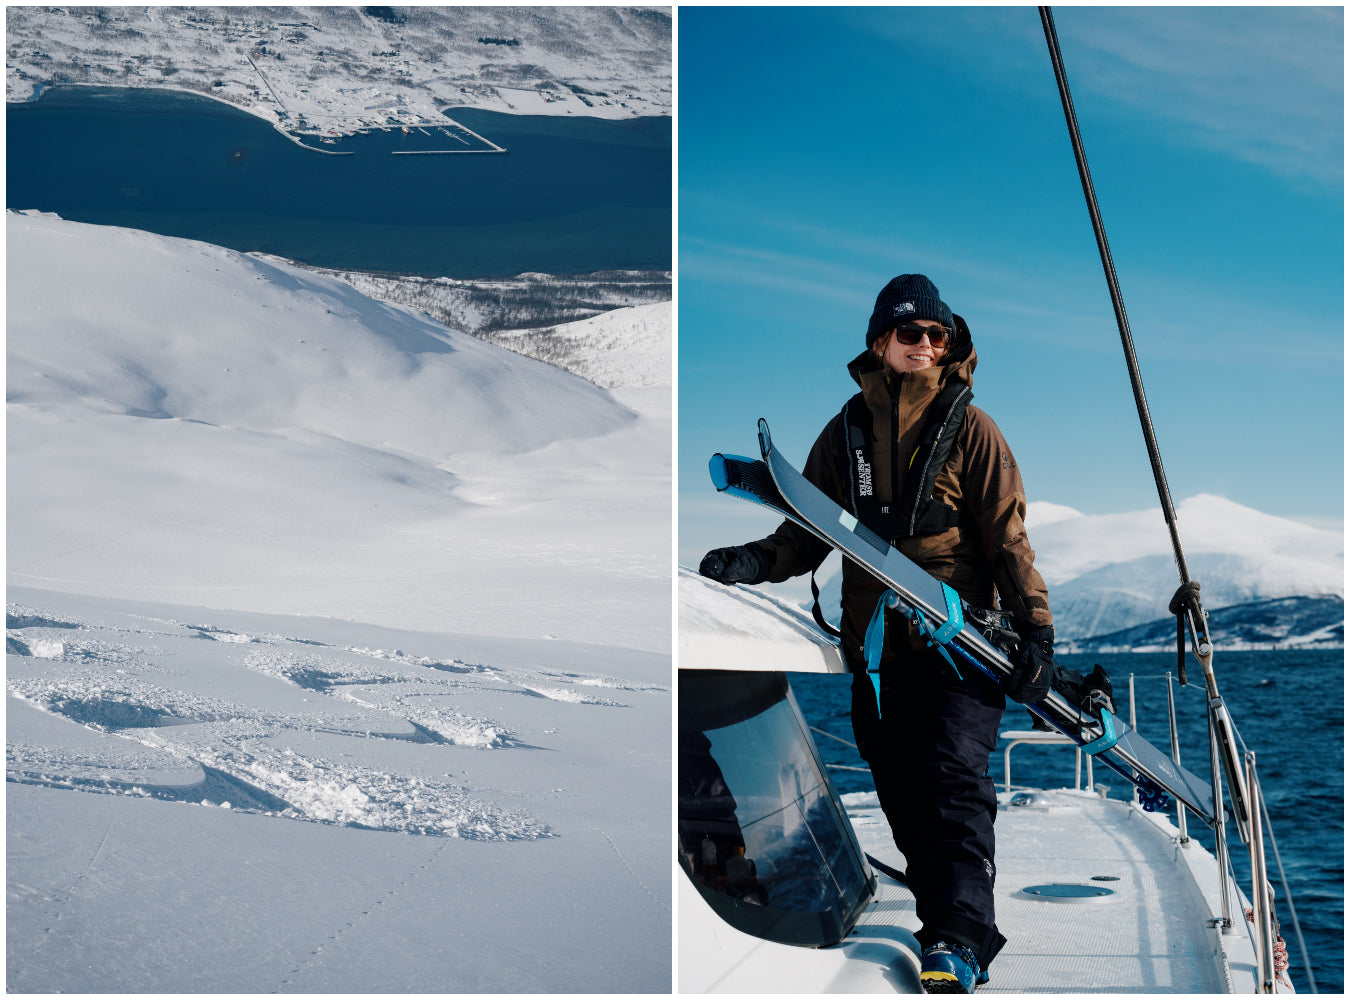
[875,320,949,374]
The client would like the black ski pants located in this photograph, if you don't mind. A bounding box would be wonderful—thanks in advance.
[862,647,1009,969]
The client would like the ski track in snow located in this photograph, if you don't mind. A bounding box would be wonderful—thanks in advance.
[7,600,667,842]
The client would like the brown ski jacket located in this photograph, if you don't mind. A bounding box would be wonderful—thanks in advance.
[751,347,1053,669]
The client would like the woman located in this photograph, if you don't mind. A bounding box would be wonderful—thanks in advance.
[699,273,1057,994]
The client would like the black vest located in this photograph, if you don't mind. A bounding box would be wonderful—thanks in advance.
[809,379,973,642]
[840,379,972,542]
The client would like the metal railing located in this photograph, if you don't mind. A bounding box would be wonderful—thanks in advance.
[997,670,1307,992]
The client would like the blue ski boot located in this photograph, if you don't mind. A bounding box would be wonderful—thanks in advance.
[920,940,986,993]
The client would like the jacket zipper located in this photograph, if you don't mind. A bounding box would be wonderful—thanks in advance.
[889,382,901,529]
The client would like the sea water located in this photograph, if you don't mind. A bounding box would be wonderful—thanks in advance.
[790,649,1343,993]
[6,86,671,276]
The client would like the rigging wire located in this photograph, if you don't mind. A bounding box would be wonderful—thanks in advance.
[808,723,858,749]
[1230,718,1317,992]
[1036,6,1213,665]
[1036,4,1244,815]
[809,725,873,773]
[1037,8,1310,988]
[1256,786,1316,992]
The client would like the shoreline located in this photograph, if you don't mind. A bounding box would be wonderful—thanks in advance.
[8,80,663,156]
[5,80,672,125]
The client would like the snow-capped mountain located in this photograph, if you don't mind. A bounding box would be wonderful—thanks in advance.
[811,495,1342,648]
[1026,495,1343,643]
[476,300,671,390]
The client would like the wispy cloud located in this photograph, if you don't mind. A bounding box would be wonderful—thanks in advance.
[845,7,1342,191]
[1051,8,1342,190]
[679,234,875,308]
[680,195,1031,302]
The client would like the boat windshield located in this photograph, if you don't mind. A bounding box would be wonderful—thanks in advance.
[678,669,873,948]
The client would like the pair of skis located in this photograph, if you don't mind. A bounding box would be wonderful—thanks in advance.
[710,419,1220,828]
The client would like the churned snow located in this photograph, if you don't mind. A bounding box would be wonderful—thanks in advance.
[6,211,671,992]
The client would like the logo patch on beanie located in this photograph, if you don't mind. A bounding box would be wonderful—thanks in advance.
[892,301,917,317]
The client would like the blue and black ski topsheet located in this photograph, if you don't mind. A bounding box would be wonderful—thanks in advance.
[710,419,1220,828]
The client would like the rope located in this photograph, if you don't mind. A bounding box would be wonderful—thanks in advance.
[1168,581,1202,686]
[1244,907,1291,986]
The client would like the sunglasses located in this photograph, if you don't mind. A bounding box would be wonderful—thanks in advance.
[890,323,952,348]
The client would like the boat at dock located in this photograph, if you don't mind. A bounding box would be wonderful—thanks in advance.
[677,569,1295,993]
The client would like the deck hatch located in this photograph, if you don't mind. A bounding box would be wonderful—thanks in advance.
[1019,883,1115,902]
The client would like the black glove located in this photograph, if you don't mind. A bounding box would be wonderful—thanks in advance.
[698,544,770,586]
[1053,662,1115,717]
[849,669,880,763]
[1004,623,1054,704]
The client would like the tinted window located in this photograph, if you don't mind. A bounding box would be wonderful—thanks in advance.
[678,670,873,947]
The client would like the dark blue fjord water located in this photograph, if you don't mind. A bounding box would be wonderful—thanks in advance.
[792,650,1343,993]
[6,86,670,276]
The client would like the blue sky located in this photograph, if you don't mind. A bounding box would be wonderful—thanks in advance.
[677,6,1343,567]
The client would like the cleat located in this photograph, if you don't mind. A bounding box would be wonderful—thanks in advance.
[920,940,983,993]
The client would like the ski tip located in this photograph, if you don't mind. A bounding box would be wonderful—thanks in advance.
[709,453,730,491]
[757,418,773,458]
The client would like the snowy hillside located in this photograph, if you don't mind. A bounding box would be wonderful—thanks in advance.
[301,263,671,336]
[6,6,671,127]
[477,300,671,389]
[8,210,670,649]
[8,591,669,992]
[6,210,671,991]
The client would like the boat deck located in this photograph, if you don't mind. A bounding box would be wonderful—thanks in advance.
[848,788,1252,993]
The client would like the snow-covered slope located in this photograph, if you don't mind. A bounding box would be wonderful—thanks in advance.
[8,211,669,650]
[1075,594,1343,652]
[6,211,671,990]
[7,590,670,992]
[479,300,671,389]
[9,211,629,455]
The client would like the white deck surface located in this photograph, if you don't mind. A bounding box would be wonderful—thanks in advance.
[848,788,1251,993]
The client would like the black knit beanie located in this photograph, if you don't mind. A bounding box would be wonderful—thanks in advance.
[865,274,954,348]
